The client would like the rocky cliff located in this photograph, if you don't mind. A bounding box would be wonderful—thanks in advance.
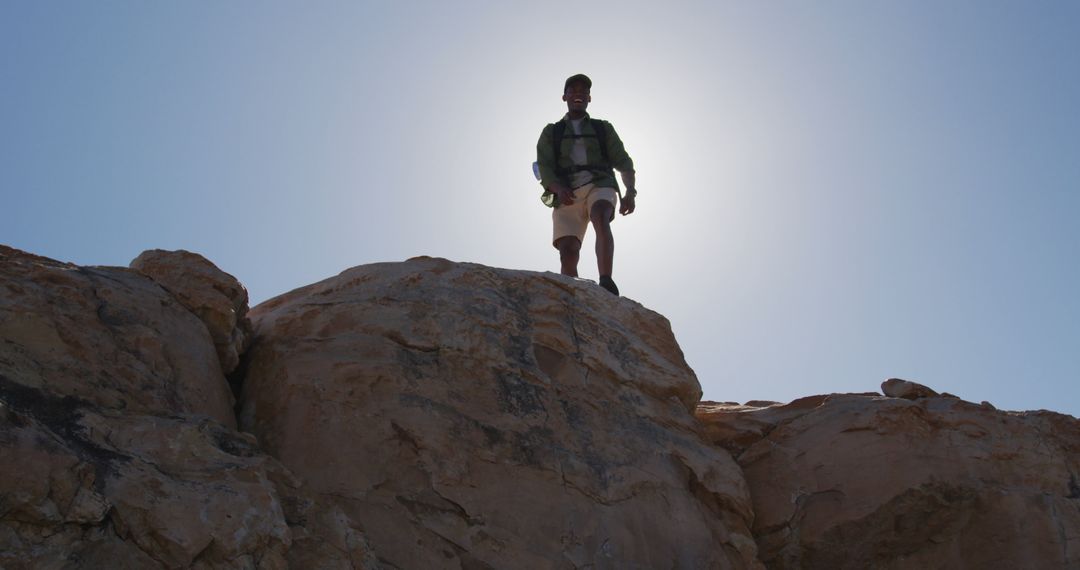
[1,244,1077,569]
[697,385,1080,569]
[0,246,372,569]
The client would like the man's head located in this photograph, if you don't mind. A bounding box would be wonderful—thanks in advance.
[563,73,591,115]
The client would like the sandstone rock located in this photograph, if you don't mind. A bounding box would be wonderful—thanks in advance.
[697,392,1080,569]
[277,496,381,569]
[130,249,252,375]
[16,241,1079,570]
[0,246,375,569]
[696,396,831,458]
[0,380,292,568]
[0,399,377,569]
[241,257,762,569]
[0,245,235,425]
[880,377,939,400]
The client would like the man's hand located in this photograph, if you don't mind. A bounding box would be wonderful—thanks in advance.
[619,193,636,215]
[551,184,575,206]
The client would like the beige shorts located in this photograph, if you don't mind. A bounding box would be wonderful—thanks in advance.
[552,184,618,246]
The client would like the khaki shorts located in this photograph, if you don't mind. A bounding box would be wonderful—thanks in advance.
[552,184,618,246]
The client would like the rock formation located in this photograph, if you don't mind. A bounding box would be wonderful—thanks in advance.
[0,246,372,569]
[0,245,234,426]
[880,377,939,400]
[3,243,1079,569]
[239,256,760,569]
[130,249,252,376]
[697,393,1080,569]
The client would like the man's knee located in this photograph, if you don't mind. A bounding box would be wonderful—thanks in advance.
[555,236,581,256]
[590,200,615,226]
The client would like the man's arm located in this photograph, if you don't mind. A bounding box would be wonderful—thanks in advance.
[619,170,636,215]
[620,170,636,193]
[603,121,634,174]
[604,122,637,215]
[536,124,574,205]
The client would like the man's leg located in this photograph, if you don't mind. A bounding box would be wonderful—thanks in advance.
[590,199,619,295]
[554,236,581,277]
[590,200,615,277]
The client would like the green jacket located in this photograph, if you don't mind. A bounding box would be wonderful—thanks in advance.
[536,113,634,207]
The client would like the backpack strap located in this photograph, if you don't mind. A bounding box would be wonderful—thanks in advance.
[590,118,611,167]
[552,121,567,163]
[552,119,613,181]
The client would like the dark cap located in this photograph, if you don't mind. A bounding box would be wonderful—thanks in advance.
[564,73,592,92]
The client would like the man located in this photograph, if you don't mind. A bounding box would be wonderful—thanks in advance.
[535,73,637,296]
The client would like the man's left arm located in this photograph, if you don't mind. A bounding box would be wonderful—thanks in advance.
[619,170,636,215]
[604,122,637,215]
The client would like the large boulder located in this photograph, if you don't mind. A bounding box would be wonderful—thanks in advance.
[697,390,1080,569]
[130,249,253,375]
[240,256,762,569]
[880,378,939,400]
[0,245,234,424]
[0,246,374,569]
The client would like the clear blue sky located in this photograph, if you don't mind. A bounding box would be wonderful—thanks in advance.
[3,2,1078,416]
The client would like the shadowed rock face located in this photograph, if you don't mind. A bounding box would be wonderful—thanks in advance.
[0,246,376,569]
[697,393,1080,570]
[240,256,762,569]
[0,245,235,425]
[0,387,292,568]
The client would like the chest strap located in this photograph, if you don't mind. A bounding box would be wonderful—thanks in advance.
[552,119,611,177]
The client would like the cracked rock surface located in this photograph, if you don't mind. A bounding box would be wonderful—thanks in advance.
[241,256,762,569]
[130,249,253,376]
[0,245,235,426]
[697,392,1080,569]
[0,246,376,569]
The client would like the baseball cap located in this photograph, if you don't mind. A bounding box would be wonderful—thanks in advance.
[564,73,592,92]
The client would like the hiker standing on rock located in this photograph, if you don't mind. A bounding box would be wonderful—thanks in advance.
[535,73,637,296]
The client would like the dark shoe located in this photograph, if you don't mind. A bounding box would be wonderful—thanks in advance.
[599,275,619,296]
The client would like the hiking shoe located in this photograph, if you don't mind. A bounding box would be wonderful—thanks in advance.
[599,276,619,296]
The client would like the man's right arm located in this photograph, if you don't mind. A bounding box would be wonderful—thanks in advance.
[536,125,573,204]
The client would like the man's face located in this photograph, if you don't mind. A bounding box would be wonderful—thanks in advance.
[563,81,591,113]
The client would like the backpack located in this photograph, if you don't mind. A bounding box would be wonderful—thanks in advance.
[535,118,616,207]
[551,118,612,181]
